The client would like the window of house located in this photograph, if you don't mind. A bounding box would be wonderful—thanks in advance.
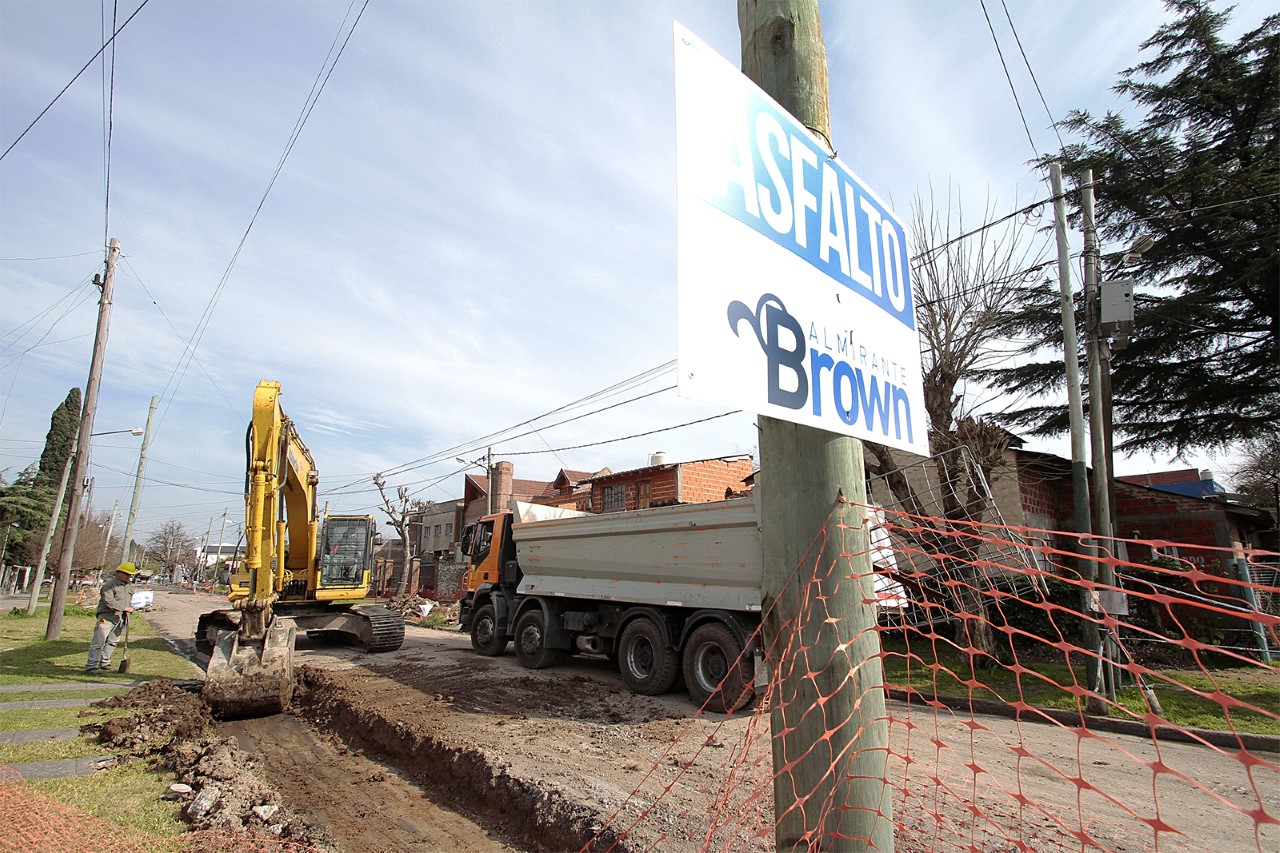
[445,522,453,537]
[636,480,651,509]
[603,484,626,513]
[434,524,442,536]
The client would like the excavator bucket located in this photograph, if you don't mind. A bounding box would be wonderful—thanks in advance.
[203,618,296,717]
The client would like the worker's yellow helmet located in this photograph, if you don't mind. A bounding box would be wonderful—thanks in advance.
[115,562,138,576]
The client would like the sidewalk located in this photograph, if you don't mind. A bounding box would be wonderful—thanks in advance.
[0,679,140,782]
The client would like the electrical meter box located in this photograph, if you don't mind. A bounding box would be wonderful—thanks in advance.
[1100,278,1135,336]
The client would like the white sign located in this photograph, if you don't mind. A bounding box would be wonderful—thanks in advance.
[674,24,928,456]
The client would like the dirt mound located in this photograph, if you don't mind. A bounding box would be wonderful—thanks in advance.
[84,680,331,851]
[87,680,213,750]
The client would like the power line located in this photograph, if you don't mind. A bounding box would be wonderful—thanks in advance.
[501,411,742,457]
[101,0,120,248]
[332,361,677,488]
[0,251,101,262]
[155,0,371,440]
[998,0,1064,152]
[978,0,1040,162]
[119,257,240,418]
[0,0,152,162]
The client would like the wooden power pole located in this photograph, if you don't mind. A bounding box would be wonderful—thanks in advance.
[739,2,893,849]
[46,238,120,640]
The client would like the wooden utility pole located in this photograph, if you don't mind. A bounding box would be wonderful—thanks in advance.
[47,238,120,640]
[739,3,893,850]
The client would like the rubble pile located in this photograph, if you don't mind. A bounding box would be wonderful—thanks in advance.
[84,680,330,850]
[383,593,458,623]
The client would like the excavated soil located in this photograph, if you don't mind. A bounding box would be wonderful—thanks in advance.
[127,591,1276,853]
[85,680,327,849]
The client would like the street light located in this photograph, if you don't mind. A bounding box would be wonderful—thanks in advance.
[92,428,144,438]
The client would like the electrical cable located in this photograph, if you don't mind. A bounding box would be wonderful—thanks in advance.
[978,0,1041,162]
[119,257,240,418]
[0,0,151,162]
[329,361,677,489]
[153,0,370,441]
[101,0,119,246]
[999,0,1065,152]
[500,411,742,457]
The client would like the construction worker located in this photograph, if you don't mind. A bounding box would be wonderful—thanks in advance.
[85,562,137,674]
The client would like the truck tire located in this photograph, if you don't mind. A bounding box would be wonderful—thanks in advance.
[470,603,507,656]
[683,622,754,713]
[514,609,561,669]
[618,618,680,695]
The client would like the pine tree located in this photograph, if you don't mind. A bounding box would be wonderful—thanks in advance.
[984,1,1278,454]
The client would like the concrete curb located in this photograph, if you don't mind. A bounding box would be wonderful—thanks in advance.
[0,697,101,712]
[0,727,81,745]
[2,755,118,781]
[0,681,143,694]
[887,688,1280,754]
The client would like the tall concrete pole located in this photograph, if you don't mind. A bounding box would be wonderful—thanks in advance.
[1082,171,1114,548]
[47,238,120,640]
[1081,170,1120,705]
[740,3,892,849]
[121,394,158,565]
[1050,167,1105,714]
[27,442,76,614]
[215,508,229,576]
[97,500,119,580]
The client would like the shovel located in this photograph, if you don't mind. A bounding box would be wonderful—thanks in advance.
[117,613,131,674]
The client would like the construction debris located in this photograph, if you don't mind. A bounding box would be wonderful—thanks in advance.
[83,679,331,849]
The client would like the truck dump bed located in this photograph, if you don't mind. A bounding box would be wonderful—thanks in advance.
[511,495,763,612]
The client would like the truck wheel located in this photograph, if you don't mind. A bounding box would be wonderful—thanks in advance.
[514,609,561,669]
[618,618,680,695]
[683,623,754,713]
[470,604,507,656]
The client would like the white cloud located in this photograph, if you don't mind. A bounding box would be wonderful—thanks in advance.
[2,0,1267,542]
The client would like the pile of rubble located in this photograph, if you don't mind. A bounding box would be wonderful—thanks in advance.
[382,593,459,623]
[84,681,330,850]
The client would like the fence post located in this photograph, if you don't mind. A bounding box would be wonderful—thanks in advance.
[1233,558,1273,665]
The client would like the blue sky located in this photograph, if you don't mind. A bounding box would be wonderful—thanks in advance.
[1,1,1267,546]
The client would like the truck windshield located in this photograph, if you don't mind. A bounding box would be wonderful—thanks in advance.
[319,518,370,586]
[469,520,493,563]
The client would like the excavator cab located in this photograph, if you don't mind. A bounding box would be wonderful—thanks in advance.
[318,516,374,587]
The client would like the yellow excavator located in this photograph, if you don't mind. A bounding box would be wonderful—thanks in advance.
[200,381,404,717]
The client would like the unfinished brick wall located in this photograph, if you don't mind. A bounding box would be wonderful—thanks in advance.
[676,458,754,503]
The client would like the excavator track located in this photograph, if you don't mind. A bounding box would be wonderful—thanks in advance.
[352,604,406,652]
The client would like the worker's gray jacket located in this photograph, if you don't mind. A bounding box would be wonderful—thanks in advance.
[95,577,134,621]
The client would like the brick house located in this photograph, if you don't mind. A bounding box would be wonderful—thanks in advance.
[582,453,754,513]
[1009,451,1274,573]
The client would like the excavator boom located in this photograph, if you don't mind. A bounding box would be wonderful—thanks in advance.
[202,381,403,718]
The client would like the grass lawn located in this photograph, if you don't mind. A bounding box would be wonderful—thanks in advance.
[0,603,198,848]
[879,636,1280,735]
[0,605,201,685]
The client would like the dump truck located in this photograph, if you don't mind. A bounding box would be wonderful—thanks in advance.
[457,496,763,713]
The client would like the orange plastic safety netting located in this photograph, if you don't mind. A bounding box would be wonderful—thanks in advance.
[589,498,1279,852]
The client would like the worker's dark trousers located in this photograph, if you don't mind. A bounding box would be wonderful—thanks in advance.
[86,617,124,672]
